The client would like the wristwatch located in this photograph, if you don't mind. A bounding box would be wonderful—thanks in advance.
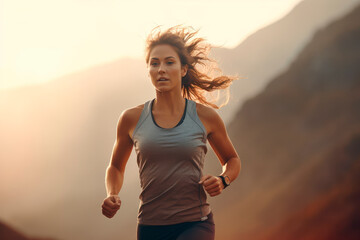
[218,175,231,189]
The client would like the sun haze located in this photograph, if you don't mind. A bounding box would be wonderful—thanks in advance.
[0,0,302,90]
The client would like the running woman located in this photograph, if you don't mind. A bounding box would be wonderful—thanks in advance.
[101,25,241,240]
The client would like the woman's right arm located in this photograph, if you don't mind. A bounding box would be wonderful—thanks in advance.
[102,109,134,218]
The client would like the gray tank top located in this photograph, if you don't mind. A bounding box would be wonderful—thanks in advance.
[131,97,211,225]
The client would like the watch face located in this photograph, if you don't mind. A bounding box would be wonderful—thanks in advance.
[224,176,231,185]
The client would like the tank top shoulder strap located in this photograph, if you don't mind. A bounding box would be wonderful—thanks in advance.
[187,99,208,139]
[132,99,152,140]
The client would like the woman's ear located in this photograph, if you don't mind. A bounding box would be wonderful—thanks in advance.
[182,64,188,77]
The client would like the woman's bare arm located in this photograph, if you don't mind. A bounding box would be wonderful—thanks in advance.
[105,109,134,196]
[207,110,241,184]
[198,107,241,196]
[102,109,134,218]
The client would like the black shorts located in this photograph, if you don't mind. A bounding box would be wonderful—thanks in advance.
[137,211,215,240]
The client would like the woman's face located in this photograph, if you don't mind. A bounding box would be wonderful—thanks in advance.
[148,44,187,93]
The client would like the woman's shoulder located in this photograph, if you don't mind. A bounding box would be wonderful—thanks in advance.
[195,102,220,120]
[122,103,145,123]
[120,103,145,138]
[194,102,222,136]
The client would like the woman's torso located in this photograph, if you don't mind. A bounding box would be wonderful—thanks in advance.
[127,98,213,225]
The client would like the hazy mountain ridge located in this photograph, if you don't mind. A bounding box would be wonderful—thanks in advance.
[212,0,360,124]
[212,3,360,239]
[0,220,56,240]
[0,58,149,240]
[257,133,360,239]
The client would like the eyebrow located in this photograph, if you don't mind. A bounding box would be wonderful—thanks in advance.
[150,56,176,60]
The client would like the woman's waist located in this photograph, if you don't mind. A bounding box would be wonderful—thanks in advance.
[139,176,204,203]
[138,201,211,225]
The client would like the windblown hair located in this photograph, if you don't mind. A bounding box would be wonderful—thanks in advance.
[145,24,239,109]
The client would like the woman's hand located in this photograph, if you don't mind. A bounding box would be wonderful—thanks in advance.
[102,195,121,218]
[199,175,224,197]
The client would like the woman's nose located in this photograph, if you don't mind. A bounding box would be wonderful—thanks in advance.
[158,63,165,73]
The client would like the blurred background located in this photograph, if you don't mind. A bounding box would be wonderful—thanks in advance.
[1,0,360,239]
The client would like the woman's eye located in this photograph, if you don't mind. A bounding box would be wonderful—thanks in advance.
[150,61,173,66]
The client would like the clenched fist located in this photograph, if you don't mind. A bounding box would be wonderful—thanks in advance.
[102,195,121,218]
[199,175,224,197]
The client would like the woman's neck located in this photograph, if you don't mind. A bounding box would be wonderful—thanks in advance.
[153,91,185,115]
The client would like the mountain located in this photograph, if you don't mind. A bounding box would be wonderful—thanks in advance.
[0,220,55,240]
[212,0,360,124]
[0,58,150,240]
[211,3,360,239]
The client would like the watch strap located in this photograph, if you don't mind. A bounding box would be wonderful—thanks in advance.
[218,175,229,189]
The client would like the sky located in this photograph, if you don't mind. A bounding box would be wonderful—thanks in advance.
[0,0,303,90]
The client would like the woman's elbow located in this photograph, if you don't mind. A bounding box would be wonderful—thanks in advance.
[232,157,241,177]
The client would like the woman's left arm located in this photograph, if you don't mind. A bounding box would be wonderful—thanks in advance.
[199,108,241,197]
